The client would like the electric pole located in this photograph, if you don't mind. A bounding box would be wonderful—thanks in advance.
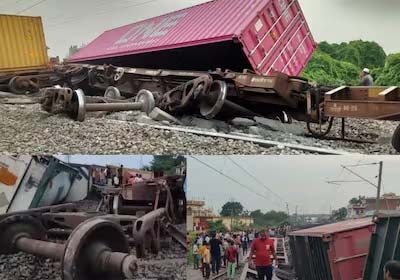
[375,161,383,216]
[338,161,384,217]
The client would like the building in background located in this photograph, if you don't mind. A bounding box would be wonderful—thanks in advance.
[187,199,254,232]
[347,193,400,218]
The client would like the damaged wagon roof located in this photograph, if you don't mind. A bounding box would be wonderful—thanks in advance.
[289,217,374,237]
[70,0,267,61]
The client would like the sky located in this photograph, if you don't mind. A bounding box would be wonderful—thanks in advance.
[1,0,400,58]
[55,155,153,169]
[187,155,400,215]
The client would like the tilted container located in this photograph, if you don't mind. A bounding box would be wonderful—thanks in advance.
[0,156,88,214]
[70,0,316,76]
[363,215,400,280]
[289,218,375,280]
[0,14,49,72]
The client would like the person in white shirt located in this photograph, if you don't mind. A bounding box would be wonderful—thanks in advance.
[113,174,120,187]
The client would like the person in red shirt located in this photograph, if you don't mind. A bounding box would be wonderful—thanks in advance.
[250,229,278,280]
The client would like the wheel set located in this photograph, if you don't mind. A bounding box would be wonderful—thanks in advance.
[0,215,138,280]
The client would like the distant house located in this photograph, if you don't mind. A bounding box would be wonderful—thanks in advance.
[187,199,254,232]
[347,193,400,218]
[347,203,366,219]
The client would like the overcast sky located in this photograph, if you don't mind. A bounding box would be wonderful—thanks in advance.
[55,155,153,169]
[1,0,399,58]
[187,156,400,215]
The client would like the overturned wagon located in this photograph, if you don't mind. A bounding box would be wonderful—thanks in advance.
[289,218,375,280]
[70,0,316,76]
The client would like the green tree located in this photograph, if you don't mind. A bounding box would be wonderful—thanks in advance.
[220,201,244,217]
[302,49,360,86]
[349,196,365,205]
[144,156,186,175]
[207,220,226,233]
[316,40,386,69]
[349,197,361,204]
[376,53,400,86]
[231,220,247,232]
[250,210,289,228]
[348,40,386,69]
[302,40,387,86]
[332,207,348,221]
[336,45,361,67]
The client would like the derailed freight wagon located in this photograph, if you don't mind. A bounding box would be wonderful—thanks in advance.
[0,14,60,94]
[0,14,48,72]
[70,0,316,76]
[363,215,400,280]
[0,156,89,214]
[289,218,375,280]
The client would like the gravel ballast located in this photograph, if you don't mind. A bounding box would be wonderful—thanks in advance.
[0,103,398,155]
[0,239,187,280]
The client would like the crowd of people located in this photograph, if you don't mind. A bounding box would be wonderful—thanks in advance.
[189,225,400,280]
[191,228,280,280]
[91,164,149,188]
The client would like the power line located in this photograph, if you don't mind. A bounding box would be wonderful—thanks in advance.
[43,0,126,25]
[46,0,158,29]
[344,162,380,168]
[16,0,47,14]
[341,165,378,189]
[189,156,283,208]
[225,156,288,206]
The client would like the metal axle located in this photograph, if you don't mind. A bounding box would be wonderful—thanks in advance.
[73,88,155,122]
[0,216,138,280]
[15,237,136,277]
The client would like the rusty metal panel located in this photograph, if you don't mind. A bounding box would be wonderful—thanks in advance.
[363,215,400,280]
[69,0,316,76]
[323,86,400,120]
[0,14,49,72]
[289,218,375,280]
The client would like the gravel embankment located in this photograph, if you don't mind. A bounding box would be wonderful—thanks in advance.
[0,104,307,155]
[0,238,187,280]
[0,103,398,155]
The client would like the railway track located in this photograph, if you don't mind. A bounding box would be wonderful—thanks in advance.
[161,220,187,249]
[135,122,354,155]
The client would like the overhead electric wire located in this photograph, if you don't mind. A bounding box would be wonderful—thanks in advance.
[44,0,130,25]
[16,0,47,14]
[46,0,158,29]
[225,156,288,206]
[344,162,380,168]
[341,165,378,189]
[189,156,283,208]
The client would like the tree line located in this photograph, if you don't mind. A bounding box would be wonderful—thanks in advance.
[302,40,400,86]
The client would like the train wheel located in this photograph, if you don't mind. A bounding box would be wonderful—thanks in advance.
[306,117,334,137]
[392,124,400,153]
[8,77,28,94]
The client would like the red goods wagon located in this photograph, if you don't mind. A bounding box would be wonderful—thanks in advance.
[289,218,375,280]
